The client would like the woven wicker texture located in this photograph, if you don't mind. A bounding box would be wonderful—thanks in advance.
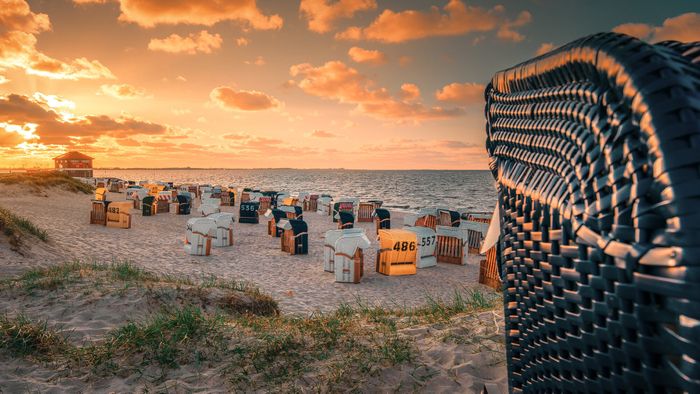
[484,33,700,393]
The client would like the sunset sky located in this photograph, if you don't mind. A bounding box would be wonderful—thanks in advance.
[1,0,698,169]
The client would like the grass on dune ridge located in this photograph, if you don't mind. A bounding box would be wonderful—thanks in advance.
[0,171,94,194]
[0,205,48,251]
[0,260,502,390]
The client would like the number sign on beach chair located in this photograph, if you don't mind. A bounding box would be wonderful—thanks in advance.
[435,225,467,265]
[106,202,132,229]
[438,209,461,227]
[334,231,371,284]
[374,208,391,234]
[209,213,234,247]
[141,196,156,216]
[323,228,364,273]
[405,227,437,268]
[266,209,286,237]
[336,211,354,229]
[357,202,374,222]
[376,229,417,276]
[239,201,260,224]
[278,219,308,255]
[184,218,215,256]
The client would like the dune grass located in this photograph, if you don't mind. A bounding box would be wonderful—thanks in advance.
[0,171,93,194]
[0,206,48,252]
[0,261,501,389]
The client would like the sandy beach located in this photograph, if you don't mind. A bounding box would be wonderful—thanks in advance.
[0,187,488,315]
[0,185,507,392]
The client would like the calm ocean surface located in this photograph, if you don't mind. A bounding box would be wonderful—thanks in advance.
[96,169,497,212]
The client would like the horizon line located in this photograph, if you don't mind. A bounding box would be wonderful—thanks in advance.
[1,167,490,171]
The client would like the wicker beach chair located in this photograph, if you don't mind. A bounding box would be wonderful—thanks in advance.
[209,212,234,247]
[239,201,260,224]
[334,231,371,283]
[106,202,132,229]
[376,229,418,276]
[484,33,700,392]
[323,228,365,273]
[265,209,285,237]
[437,209,461,227]
[373,208,391,234]
[141,196,156,216]
[278,219,308,255]
[357,202,374,222]
[184,218,215,256]
[336,211,354,229]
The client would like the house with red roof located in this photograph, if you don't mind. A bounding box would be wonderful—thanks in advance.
[53,151,94,178]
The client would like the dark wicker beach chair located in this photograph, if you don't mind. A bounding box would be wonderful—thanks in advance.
[337,211,354,230]
[484,32,700,392]
[239,201,260,224]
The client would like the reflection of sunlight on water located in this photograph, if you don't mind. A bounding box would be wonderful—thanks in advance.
[100,169,496,212]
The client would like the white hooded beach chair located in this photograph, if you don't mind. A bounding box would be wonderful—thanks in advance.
[405,226,437,268]
[323,228,364,273]
[296,192,309,207]
[334,231,372,284]
[208,212,235,247]
[317,196,332,215]
[184,218,215,256]
[435,225,469,265]
[198,197,221,216]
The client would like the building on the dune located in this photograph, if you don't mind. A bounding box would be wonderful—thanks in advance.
[53,151,94,178]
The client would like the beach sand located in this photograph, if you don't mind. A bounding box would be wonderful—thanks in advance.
[0,187,488,315]
[0,186,507,392]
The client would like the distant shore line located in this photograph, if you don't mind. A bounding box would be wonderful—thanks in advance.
[0,168,490,172]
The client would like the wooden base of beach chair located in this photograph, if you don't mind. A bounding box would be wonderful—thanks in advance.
[436,235,464,265]
[90,201,107,225]
[478,247,500,290]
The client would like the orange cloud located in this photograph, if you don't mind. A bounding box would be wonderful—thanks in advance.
[335,1,531,43]
[0,93,167,147]
[244,56,266,66]
[435,82,484,105]
[347,46,386,65]
[210,86,281,111]
[613,13,700,42]
[98,83,150,100]
[115,0,283,30]
[236,37,249,46]
[290,60,462,121]
[535,42,555,56]
[0,1,115,80]
[148,30,222,54]
[0,0,51,33]
[399,83,420,101]
[309,130,336,138]
[299,0,377,33]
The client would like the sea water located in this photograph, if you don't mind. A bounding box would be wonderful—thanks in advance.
[98,169,497,212]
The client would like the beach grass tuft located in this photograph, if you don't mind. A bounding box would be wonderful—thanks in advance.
[0,171,94,194]
[0,314,69,358]
[0,206,48,251]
